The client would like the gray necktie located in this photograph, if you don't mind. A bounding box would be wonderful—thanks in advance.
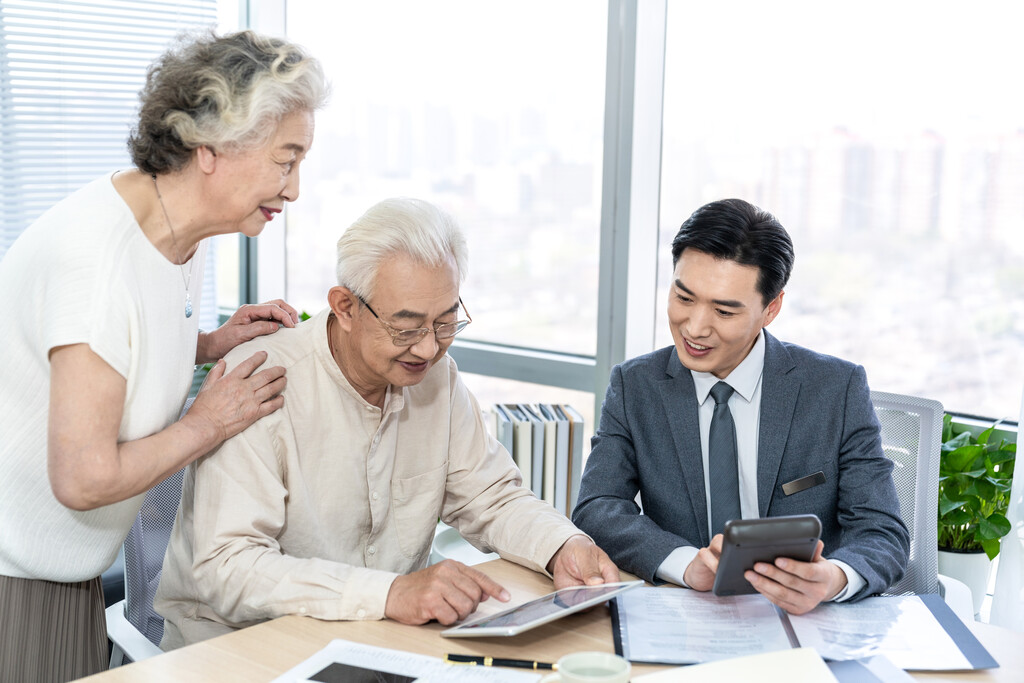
[708,381,740,536]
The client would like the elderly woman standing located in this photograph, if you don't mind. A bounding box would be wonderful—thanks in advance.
[0,31,328,681]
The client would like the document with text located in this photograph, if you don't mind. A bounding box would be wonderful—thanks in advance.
[271,639,541,683]
[614,589,792,664]
[612,588,998,671]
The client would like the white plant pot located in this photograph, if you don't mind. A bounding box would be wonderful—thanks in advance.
[938,549,992,616]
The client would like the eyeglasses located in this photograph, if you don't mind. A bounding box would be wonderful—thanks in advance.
[358,296,472,346]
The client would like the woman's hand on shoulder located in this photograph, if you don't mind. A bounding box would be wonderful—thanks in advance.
[48,343,286,510]
[184,351,287,445]
[196,299,300,364]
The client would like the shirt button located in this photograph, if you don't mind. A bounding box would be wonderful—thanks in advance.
[367,545,376,555]
[371,491,380,501]
[357,609,366,618]
[298,606,307,615]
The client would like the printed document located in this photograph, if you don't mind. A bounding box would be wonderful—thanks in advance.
[788,597,970,670]
[614,587,989,670]
[271,639,540,683]
[633,648,838,682]
[615,589,792,664]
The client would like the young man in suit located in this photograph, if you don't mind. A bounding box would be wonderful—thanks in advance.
[572,198,909,615]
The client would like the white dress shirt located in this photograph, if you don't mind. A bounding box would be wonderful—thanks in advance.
[655,331,864,601]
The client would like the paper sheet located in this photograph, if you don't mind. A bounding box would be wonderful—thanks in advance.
[788,596,972,670]
[826,654,916,682]
[633,648,837,682]
[616,587,792,664]
[271,639,541,683]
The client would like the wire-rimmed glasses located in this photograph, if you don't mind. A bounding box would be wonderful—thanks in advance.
[359,296,472,346]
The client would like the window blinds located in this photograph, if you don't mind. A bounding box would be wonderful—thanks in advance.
[0,0,218,257]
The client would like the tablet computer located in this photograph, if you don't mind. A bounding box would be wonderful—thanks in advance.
[441,580,644,638]
[712,514,822,597]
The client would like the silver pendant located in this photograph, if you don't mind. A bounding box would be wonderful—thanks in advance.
[185,292,193,318]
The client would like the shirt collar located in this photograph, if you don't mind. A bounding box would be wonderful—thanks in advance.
[691,330,766,405]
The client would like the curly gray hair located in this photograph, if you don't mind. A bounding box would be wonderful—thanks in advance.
[129,30,329,174]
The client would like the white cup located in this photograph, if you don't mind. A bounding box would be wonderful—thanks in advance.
[539,651,631,683]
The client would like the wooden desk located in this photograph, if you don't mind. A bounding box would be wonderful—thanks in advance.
[81,559,1023,682]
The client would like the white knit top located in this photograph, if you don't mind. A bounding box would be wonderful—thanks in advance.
[0,174,203,582]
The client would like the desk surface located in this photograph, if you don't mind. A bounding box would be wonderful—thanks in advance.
[82,559,1023,682]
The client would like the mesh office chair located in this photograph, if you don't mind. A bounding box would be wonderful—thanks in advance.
[871,391,973,618]
[872,390,942,596]
[106,399,192,667]
[106,467,184,666]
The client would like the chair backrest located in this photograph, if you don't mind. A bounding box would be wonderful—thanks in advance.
[871,390,943,596]
[121,396,193,646]
[122,467,183,646]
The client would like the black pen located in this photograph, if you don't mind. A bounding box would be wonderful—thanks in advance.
[445,653,555,670]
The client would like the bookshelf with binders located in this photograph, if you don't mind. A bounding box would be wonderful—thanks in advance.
[489,404,585,517]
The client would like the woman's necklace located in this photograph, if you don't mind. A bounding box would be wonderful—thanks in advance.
[151,174,196,318]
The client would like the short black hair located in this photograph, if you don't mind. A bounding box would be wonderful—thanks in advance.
[670,198,794,305]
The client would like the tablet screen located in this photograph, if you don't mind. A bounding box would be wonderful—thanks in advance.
[441,580,643,638]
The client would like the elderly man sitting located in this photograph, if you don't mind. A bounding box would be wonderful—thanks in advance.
[155,197,618,648]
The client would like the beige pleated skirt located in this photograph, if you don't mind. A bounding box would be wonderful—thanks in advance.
[0,573,107,682]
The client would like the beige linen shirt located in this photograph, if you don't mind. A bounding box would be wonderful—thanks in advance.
[155,309,582,649]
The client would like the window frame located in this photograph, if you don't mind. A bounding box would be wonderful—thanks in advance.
[255,0,1016,432]
[255,0,667,421]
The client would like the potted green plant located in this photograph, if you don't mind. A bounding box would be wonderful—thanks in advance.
[937,413,1015,612]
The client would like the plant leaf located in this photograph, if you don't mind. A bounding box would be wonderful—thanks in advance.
[991,478,1013,494]
[981,539,1001,560]
[938,495,967,516]
[988,449,1016,467]
[965,478,996,500]
[944,444,986,473]
[978,425,994,445]
[940,508,972,525]
[978,513,1012,540]
[941,431,974,454]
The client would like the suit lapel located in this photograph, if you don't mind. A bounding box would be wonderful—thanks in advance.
[757,331,799,516]
[658,351,710,547]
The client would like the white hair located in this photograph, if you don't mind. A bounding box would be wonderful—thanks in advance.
[336,198,468,299]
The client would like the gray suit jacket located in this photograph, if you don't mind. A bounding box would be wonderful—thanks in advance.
[572,332,909,599]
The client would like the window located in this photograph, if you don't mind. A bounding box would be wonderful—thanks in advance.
[272,2,1018,423]
[657,1,1024,419]
[0,0,238,326]
[284,0,608,356]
